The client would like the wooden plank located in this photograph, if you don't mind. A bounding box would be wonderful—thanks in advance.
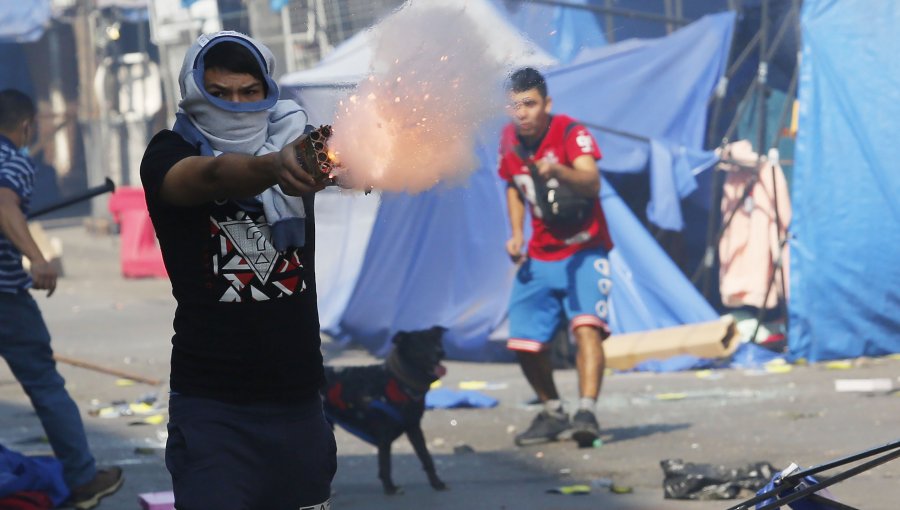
[604,315,739,370]
[54,354,163,386]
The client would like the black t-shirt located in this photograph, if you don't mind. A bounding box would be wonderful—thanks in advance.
[140,130,324,403]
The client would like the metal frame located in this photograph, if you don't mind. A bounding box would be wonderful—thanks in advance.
[726,439,900,510]
[691,0,802,318]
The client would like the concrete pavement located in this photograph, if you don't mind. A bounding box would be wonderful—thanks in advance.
[1,222,898,509]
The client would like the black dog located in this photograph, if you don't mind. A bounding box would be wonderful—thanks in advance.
[322,326,448,495]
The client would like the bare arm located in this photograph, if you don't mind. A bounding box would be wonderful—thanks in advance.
[505,183,527,263]
[0,188,57,296]
[535,154,600,198]
[159,137,324,207]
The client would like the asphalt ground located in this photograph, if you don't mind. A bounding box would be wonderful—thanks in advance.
[1,223,898,510]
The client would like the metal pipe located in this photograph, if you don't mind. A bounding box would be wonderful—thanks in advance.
[604,0,616,43]
[515,0,695,27]
[579,122,651,143]
[28,178,116,219]
[726,440,900,510]
[756,0,769,160]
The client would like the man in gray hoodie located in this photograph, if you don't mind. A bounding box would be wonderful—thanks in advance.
[141,33,335,509]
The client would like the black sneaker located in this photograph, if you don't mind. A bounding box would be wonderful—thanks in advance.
[571,409,601,448]
[515,410,571,446]
[66,467,124,509]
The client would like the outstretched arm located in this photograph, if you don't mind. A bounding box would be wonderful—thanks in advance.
[159,137,325,207]
[0,188,57,296]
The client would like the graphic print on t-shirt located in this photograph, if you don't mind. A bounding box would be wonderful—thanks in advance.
[209,210,306,302]
[512,174,541,217]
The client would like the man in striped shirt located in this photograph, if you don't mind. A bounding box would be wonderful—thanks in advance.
[0,89,122,508]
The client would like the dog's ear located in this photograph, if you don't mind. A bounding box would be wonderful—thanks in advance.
[392,331,409,345]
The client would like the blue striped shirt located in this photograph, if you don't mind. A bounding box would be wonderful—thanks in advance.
[0,134,34,293]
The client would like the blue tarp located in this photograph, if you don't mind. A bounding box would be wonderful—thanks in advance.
[788,1,900,362]
[284,10,733,360]
[0,43,35,94]
[547,12,734,231]
[490,0,607,64]
[0,0,50,43]
[0,445,69,506]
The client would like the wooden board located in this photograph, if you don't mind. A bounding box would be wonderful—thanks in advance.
[604,315,739,370]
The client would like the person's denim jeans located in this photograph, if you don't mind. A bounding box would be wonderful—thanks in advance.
[0,290,96,488]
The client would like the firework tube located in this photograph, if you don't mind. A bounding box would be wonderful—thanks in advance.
[295,125,336,185]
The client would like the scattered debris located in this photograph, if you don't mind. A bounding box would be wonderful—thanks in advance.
[134,446,163,455]
[458,380,508,391]
[453,444,475,455]
[661,459,776,500]
[834,378,894,393]
[590,477,613,489]
[823,360,853,370]
[425,388,498,409]
[656,392,687,401]
[546,484,590,495]
[610,484,634,494]
[592,478,633,494]
[128,414,166,426]
[138,490,175,510]
[89,394,162,419]
[764,363,793,374]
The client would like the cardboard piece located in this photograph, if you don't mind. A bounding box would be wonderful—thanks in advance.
[22,222,64,276]
[604,315,739,370]
[139,491,175,510]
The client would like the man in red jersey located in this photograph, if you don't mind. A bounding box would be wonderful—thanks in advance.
[498,67,614,448]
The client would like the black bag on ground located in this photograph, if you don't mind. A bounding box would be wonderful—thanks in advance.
[660,458,777,500]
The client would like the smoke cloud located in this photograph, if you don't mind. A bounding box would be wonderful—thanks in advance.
[328,1,512,193]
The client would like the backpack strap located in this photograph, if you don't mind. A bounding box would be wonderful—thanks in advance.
[512,144,552,215]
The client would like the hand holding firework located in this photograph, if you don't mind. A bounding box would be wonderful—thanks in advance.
[294,124,338,185]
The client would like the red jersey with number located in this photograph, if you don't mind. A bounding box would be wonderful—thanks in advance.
[497,114,613,261]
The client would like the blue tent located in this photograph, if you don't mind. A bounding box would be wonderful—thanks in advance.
[285,9,734,361]
[0,0,50,43]
[488,0,607,64]
[788,0,900,361]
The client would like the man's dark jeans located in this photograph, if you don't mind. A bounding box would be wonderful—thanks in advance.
[0,290,96,489]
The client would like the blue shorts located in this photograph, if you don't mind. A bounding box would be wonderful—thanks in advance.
[507,248,612,353]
